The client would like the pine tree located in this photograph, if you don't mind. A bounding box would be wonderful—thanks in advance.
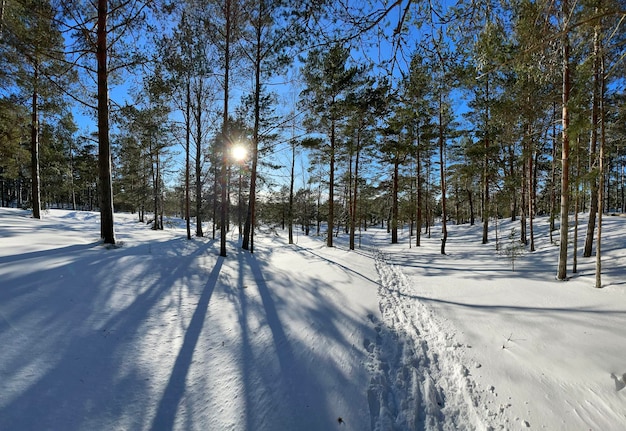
[300,44,365,247]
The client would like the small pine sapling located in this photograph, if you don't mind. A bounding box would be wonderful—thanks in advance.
[503,227,525,271]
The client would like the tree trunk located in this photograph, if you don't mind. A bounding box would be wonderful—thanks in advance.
[349,128,361,250]
[219,0,231,257]
[327,119,335,247]
[152,143,159,230]
[550,102,557,243]
[528,141,534,251]
[482,77,489,244]
[242,9,262,253]
[584,14,601,258]
[288,138,295,244]
[520,154,528,245]
[391,158,399,244]
[195,80,203,237]
[185,79,191,240]
[439,94,447,255]
[212,162,217,240]
[97,0,115,244]
[595,34,606,289]
[557,1,571,280]
[573,139,581,273]
[415,142,422,247]
[31,62,41,219]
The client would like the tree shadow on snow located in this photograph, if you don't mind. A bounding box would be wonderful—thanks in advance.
[232,248,371,431]
[0,236,216,431]
[150,256,223,431]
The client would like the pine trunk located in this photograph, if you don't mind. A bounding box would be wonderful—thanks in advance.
[439,94,447,255]
[31,62,41,219]
[327,119,335,247]
[219,0,231,257]
[557,2,571,280]
[97,0,115,244]
[185,79,191,240]
[584,15,601,258]
[595,29,605,289]
[415,142,422,247]
[482,78,489,244]
[391,158,399,244]
[195,82,203,237]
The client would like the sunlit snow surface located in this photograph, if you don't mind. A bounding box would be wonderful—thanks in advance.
[1,208,625,430]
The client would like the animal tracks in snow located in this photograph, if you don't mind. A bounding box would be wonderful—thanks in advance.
[366,251,512,431]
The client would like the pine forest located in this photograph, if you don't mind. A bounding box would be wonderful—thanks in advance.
[1,0,626,285]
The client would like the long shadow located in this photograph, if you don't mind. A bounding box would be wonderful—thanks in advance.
[245,252,297,389]
[293,244,381,286]
[0,235,216,431]
[390,287,626,316]
[233,249,256,431]
[245,252,330,430]
[0,241,102,265]
[150,256,224,431]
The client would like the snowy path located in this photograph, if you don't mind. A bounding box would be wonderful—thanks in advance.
[367,251,511,430]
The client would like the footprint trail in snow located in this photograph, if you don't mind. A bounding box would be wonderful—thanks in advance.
[367,251,512,431]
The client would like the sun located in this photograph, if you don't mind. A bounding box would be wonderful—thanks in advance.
[231,144,247,162]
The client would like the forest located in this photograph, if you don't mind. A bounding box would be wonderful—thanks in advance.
[1,0,625,284]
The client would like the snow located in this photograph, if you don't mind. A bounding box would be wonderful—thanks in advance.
[1,208,625,431]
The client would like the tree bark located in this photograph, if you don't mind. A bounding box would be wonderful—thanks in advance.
[31,61,41,219]
[327,119,335,247]
[242,2,263,253]
[584,12,601,258]
[350,129,361,250]
[97,0,115,244]
[415,140,422,247]
[391,157,399,244]
[557,1,571,280]
[219,0,231,257]
[550,102,557,243]
[185,79,191,240]
[482,77,489,244]
[288,137,295,244]
[195,80,203,237]
[439,94,447,255]
[595,33,605,289]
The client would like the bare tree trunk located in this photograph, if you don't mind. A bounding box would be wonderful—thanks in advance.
[195,80,203,237]
[550,102,557,243]
[574,138,581,273]
[415,141,422,247]
[69,139,76,210]
[185,79,191,240]
[349,129,362,250]
[482,78,490,244]
[31,62,41,219]
[595,38,606,289]
[520,148,528,245]
[557,1,571,280]
[212,162,217,240]
[327,119,335,247]
[528,136,536,252]
[584,16,601,258]
[439,94,447,255]
[219,0,231,257]
[242,9,262,253]
[152,143,159,230]
[391,157,399,244]
[288,136,295,244]
[97,0,115,244]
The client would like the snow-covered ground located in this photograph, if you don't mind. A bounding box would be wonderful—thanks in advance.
[1,208,625,430]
